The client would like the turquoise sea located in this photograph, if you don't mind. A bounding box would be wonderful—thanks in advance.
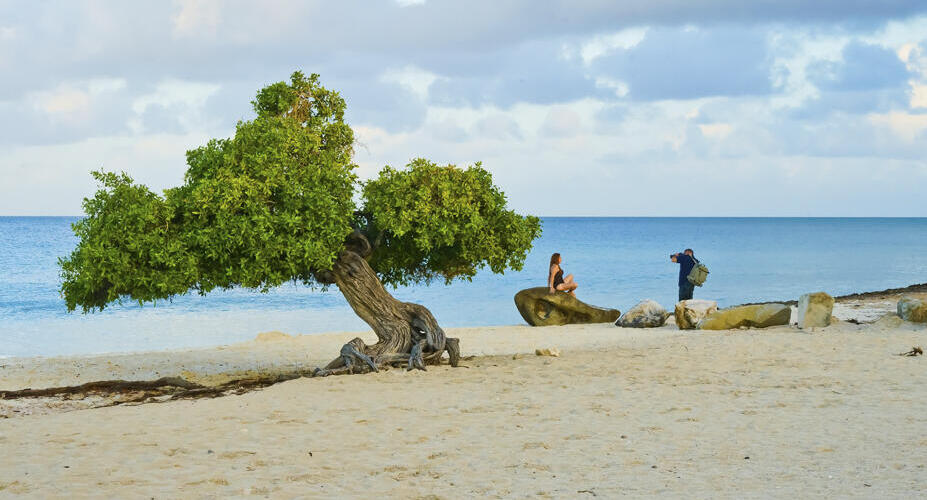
[2,217,926,358]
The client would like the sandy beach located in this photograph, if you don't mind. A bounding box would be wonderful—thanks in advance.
[1,299,926,498]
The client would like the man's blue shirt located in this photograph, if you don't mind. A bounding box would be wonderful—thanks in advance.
[676,254,696,286]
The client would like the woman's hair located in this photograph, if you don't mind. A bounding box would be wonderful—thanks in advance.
[550,253,560,266]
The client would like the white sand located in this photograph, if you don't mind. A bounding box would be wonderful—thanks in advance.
[1,313,926,498]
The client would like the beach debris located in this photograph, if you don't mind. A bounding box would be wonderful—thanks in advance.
[897,296,927,323]
[577,490,597,496]
[797,292,834,329]
[674,300,718,330]
[616,300,669,328]
[898,346,923,357]
[514,287,620,326]
[535,348,561,357]
[698,303,791,330]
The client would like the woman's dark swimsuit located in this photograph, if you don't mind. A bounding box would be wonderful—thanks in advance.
[552,267,564,288]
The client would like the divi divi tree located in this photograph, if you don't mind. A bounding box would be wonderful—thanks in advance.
[60,72,542,376]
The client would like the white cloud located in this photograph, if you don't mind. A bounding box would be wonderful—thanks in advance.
[594,76,629,97]
[579,27,648,65]
[395,0,426,6]
[379,65,440,100]
[698,123,733,139]
[767,29,849,108]
[129,79,220,133]
[0,26,16,41]
[29,78,127,120]
[171,0,221,38]
[910,83,927,108]
[868,111,927,141]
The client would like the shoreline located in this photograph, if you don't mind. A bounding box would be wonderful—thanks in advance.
[734,282,927,307]
[3,281,923,364]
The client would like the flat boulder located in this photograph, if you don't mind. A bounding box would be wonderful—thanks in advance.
[674,299,718,330]
[698,303,791,330]
[797,292,834,329]
[616,300,668,328]
[514,287,620,326]
[897,295,927,323]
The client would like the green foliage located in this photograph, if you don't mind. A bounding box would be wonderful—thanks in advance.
[363,159,542,286]
[60,72,358,312]
[60,71,542,313]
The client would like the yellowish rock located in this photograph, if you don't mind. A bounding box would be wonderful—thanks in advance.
[698,303,791,330]
[535,348,561,357]
[897,296,927,323]
[797,292,834,329]
[515,287,620,326]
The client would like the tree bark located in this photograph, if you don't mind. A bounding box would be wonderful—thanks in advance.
[313,248,460,376]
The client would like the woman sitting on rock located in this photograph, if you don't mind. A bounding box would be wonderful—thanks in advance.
[548,252,578,296]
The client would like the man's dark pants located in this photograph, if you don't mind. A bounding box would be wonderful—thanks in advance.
[678,282,695,301]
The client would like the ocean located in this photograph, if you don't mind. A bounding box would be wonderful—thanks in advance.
[2,216,926,358]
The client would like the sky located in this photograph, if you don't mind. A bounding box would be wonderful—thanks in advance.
[2,1,927,216]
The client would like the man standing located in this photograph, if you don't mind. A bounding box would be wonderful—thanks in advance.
[671,248,697,301]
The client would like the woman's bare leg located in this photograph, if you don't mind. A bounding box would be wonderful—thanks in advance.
[556,282,578,296]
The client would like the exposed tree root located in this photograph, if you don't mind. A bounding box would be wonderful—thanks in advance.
[0,371,313,410]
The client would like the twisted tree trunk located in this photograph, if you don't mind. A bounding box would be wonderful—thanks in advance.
[313,246,460,376]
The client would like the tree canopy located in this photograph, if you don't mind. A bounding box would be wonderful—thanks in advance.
[60,71,541,313]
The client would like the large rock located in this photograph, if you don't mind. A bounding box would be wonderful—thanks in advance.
[698,303,791,330]
[674,299,718,330]
[897,295,927,323]
[514,288,620,326]
[797,292,834,329]
[616,300,668,328]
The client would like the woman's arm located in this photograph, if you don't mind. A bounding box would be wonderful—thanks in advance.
[548,265,556,293]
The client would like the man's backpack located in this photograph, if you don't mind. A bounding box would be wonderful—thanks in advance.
[687,259,709,286]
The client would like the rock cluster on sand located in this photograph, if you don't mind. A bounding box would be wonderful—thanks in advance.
[698,303,791,330]
[616,300,669,328]
[897,295,927,323]
[797,292,834,329]
[514,287,621,326]
[674,300,718,330]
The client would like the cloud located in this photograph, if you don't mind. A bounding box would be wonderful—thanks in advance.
[578,27,648,65]
[589,26,773,101]
[808,41,910,91]
[171,0,221,38]
[868,111,927,141]
[4,3,927,215]
[379,65,440,100]
[129,79,221,133]
[698,123,733,139]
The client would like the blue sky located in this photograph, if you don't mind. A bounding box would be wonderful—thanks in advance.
[2,1,927,215]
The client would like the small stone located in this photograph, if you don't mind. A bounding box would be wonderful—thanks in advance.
[674,300,718,330]
[797,292,834,329]
[535,348,561,357]
[897,295,927,323]
[616,300,669,328]
[207,450,214,454]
